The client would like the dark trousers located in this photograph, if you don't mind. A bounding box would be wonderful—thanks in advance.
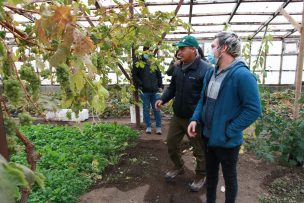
[166,115,206,177]
[205,142,240,203]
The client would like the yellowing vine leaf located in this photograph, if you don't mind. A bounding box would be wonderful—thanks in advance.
[69,70,85,94]
[49,46,70,67]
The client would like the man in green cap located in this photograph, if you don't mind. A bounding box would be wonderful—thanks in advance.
[155,35,212,192]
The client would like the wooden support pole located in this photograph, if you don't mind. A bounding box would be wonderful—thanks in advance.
[0,100,9,161]
[129,0,140,128]
[293,0,304,119]
[280,8,301,33]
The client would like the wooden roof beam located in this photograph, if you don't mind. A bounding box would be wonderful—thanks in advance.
[280,8,301,32]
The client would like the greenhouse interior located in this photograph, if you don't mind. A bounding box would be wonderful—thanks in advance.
[0,0,304,203]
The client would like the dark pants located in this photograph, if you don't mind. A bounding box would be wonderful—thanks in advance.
[166,115,206,177]
[205,142,240,203]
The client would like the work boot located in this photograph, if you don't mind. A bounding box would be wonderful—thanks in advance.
[164,167,184,181]
[189,176,206,192]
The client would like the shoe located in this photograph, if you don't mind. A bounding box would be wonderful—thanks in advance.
[189,176,206,192]
[164,167,184,181]
[156,127,162,135]
[146,127,152,134]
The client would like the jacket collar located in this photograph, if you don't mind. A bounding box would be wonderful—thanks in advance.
[179,56,201,72]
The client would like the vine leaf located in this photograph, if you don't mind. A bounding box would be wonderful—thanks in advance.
[69,69,85,94]
[49,46,70,67]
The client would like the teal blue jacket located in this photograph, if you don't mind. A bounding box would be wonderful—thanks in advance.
[191,60,261,148]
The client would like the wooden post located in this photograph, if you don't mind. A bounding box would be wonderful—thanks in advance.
[129,0,140,128]
[0,100,9,161]
[293,0,304,119]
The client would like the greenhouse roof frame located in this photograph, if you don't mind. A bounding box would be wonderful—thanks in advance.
[3,0,303,43]
[97,0,302,42]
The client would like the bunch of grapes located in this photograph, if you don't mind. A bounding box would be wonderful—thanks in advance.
[19,63,40,100]
[18,112,33,126]
[3,79,21,106]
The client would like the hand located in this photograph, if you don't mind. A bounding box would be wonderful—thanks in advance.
[155,100,163,109]
[187,121,197,137]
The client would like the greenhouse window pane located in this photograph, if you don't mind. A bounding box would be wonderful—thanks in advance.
[266,56,281,70]
[231,15,270,23]
[191,16,229,24]
[280,71,296,84]
[285,2,304,13]
[268,41,282,55]
[192,4,236,13]
[282,56,297,70]
[264,72,279,84]
[284,43,298,54]
[237,2,283,13]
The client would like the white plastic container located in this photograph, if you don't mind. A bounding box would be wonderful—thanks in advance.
[130,104,143,123]
[46,109,89,122]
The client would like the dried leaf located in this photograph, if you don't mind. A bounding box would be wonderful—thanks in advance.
[73,35,94,56]
[50,6,76,37]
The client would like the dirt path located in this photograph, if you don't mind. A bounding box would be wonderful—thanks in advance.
[79,118,279,203]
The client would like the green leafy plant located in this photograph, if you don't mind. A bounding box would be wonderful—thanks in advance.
[247,89,304,166]
[11,123,138,203]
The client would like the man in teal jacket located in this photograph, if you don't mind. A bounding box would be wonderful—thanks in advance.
[187,31,261,203]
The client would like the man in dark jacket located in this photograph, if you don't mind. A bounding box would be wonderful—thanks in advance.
[155,36,212,192]
[132,46,163,134]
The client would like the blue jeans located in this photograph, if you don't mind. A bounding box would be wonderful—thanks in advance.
[140,92,161,128]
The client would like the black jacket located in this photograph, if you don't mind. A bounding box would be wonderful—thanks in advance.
[161,57,212,118]
[132,57,163,93]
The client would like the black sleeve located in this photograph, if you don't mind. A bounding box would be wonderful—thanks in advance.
[131,58,143,88]
[160,71,176,104]
[166,61,176,76]
[156,67,163,89]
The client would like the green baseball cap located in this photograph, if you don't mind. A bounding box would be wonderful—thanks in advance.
[173,35,199,48]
